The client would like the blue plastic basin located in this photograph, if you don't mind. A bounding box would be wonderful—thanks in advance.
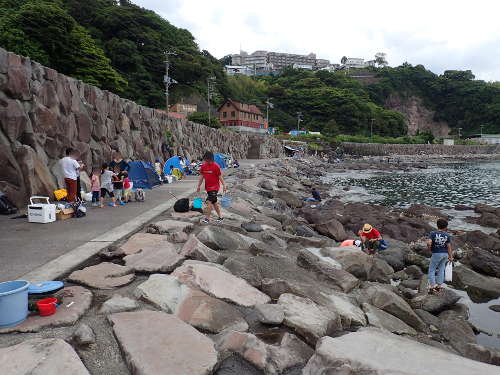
[193,198,203,209]
[220,196,232,208]
[0,280,30,328]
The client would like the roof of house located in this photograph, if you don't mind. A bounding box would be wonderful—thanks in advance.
[218,99,263,115]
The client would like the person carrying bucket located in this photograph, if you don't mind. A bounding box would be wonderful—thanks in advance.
[197,151,227,224]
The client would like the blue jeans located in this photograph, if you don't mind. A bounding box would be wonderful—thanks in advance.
[428,253,448,286]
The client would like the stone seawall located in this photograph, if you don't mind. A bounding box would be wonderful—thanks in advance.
[0,48,283,206]
[342,142,500,156]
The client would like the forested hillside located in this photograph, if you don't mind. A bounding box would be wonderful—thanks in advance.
[1,0,498,137]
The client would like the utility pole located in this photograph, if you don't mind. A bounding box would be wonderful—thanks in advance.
[296,112,303,131]
[370,118,375,139]
[458,127,462,139]
[164,50,177,114]
[266,98,273,128]
[207,76,216,126]
[480,125,484,137]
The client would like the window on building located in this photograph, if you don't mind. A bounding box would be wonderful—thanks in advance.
[223,112,227,118]
[231,111,236,117]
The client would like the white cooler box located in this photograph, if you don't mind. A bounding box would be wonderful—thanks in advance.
[28,196,56,224]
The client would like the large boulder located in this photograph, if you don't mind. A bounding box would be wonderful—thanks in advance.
[68,263,135,289]
[452,264,500,302]
[0,338,90,374]
[135,274,248,333]
[313,218,347,241]
[172,261,271,307]
[469,247,500,278]
[214,330,313,374]
[179,235,225,264]
[409,288,460,314]
[462,230,500,251]
[296,249,359,292]
[255,304,285,325]
[272,190,303,208]
[362,303,417,335]
[439,310,477,356]
[315,292,367,328]
[119,233,170,256]
[109,311,218,375]
[197,226,258,250]
[360,284,426,331]
[98,294,139,315]
[302,328,500,375]
[277,293,341,345]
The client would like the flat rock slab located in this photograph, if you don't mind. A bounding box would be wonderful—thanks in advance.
[0,286,92,333]
[154,219,192,232]
[277,293,341,345]
[109,311,217,375]
[68,262,135,289]
[120,233,169,256]
[255,304,285,325]
[124,243,184,273]
[179,235,225,264]
[170,211,203,219]
[135,274,248,333]
[173,261,271,307]
[0,338,90,374]
[303,328,500,375]
[362,303,417,335]
[98,294,139,315]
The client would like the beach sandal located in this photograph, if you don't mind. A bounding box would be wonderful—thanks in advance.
[434,285,445,293]
[201,218,209,224]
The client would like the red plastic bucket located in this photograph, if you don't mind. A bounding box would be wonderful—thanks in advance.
[36,297,57,317]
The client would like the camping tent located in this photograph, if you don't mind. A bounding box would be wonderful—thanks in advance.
[214,153,227,169]
[128,161,161,189]
[163,156,192,175]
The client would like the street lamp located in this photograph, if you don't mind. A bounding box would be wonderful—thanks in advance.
[296,112,303,131]
[164,51,177,114]
[370,118,375,139]
[266,98,273,129]
[458,127,462,139]
[480,125,484,137]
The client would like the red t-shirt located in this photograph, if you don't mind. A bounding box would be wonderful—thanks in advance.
[200,162,221,192]
[123,177,131,189]
[361,228,381,240]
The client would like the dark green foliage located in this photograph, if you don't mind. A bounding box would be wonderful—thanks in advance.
[368,64,500,134]
[187,112,221,128]
[0,0,127,92]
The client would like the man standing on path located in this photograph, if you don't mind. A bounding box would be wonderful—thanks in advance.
[60,148,80,203]
[197,151,227,224]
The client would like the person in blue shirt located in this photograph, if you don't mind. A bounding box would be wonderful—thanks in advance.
[304,188,322,202]
[426,219,454,294]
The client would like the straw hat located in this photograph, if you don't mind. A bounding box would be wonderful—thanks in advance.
[362,224,373,233]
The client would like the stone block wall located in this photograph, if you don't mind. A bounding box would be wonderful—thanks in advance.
[342,142,500,156]
[0,48,283,207]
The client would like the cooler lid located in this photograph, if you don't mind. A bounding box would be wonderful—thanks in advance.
[28,281,64,294]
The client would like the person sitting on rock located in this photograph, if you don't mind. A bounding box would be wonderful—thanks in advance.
[304,187,322,202]
[359,224,382,255]
[340,239,362,247]
[427,219,453,294]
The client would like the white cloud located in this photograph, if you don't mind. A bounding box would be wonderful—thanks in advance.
[133,0,500,80]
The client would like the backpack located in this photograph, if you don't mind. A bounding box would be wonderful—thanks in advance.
[0,192,18,215]
[174,198,190,213]
[135,189,145,202]
[72,201,86,218]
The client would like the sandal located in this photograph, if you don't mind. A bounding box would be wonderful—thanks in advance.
[434,285,445,293]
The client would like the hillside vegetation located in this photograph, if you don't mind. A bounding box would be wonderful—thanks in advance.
[1,0,499,137]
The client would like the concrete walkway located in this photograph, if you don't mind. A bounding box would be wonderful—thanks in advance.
[0,160,261,282]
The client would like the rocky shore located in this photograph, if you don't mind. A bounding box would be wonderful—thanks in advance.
[1,158,500,374]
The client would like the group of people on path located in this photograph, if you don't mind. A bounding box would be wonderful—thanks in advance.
[60,150,132,207]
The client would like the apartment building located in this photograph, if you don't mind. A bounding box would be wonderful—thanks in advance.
[230,50,330,71]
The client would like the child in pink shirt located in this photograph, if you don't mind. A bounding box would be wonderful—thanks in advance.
[90,168,101,207]
[122,171,132,203]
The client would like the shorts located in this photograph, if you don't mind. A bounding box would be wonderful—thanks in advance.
[113,189,122,201]
[100,188,114,198]
[206,190,218,204]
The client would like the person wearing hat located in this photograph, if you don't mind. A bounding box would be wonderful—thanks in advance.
[359,224,382,255]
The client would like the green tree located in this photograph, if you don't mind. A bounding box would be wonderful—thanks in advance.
[187,112,221,128]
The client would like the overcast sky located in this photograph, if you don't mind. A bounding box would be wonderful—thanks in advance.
[134,0,500,81]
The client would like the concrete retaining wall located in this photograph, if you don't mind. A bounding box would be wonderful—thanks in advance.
[0,48,283,206]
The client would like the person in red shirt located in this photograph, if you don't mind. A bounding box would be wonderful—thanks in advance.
[197,151,227,224]
[358,223,382,255]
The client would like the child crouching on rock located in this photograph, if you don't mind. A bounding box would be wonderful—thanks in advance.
[427,219,454,294]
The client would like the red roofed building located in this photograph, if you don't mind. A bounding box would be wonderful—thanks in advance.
[218,99,268,132]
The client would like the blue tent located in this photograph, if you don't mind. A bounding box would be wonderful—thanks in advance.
[214,153,227,169]
[163,156,192,175]
[128,161,161,189]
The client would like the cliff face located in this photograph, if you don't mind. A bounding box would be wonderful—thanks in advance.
[385,94,450,137]
[0,48,283,207]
